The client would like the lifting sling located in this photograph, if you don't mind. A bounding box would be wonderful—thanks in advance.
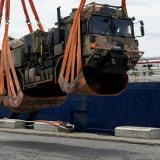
[58,0,128,95]
[0,0,66,112]
[21,0,44,33]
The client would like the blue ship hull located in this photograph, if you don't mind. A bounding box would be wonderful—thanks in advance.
[0,82,160,133]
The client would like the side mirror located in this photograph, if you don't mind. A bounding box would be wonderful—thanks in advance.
[141,25,145,37]
[140,20,144,25]
[135,20,145,38]
[140,21,145,37]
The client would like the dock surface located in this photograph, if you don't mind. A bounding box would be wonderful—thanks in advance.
[0,132,160,160]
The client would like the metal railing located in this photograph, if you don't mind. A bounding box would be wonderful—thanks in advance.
[128,57,160,82]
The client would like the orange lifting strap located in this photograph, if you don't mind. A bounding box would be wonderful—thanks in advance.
[122,0,128,15]
[58,0,128,94]
[21,0,44,32]
[21,0,33,33]
[58,0,86,93]
[28,0,44,32]
[0,0,5,26]
[0,0,23,107]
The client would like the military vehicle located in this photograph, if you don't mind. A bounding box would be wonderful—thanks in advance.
[7,2,144,111]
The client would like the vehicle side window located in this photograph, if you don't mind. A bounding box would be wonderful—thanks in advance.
[81,20,89,35]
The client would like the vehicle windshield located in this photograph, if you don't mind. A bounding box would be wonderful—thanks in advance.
[92,16,133,37]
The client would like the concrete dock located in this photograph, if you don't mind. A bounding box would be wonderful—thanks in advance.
[0,128,160,146]
[0,131,160,160]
